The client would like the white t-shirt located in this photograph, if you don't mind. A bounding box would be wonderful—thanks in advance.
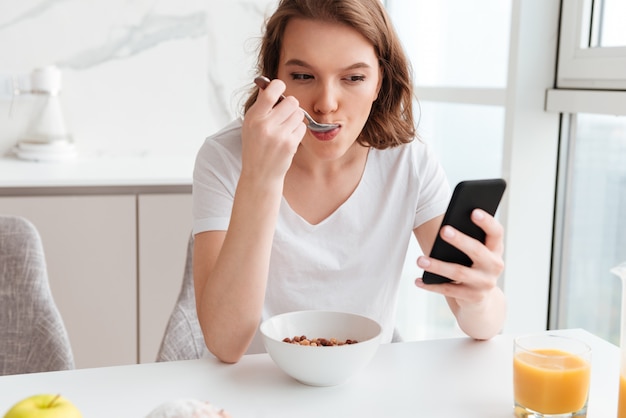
[193,118,450,353]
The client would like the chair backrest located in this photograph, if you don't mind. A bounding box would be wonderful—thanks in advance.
[156,234,207,362]
[0,215,75,375]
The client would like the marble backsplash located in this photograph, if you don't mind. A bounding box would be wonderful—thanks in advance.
[0,0,278,158]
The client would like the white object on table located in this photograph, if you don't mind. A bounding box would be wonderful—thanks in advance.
[15,66,77,162]
[0,329,619,418]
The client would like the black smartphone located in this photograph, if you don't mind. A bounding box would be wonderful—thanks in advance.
[422,178,507,284]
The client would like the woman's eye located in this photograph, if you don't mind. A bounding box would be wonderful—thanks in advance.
[291,73,313,81]
[345,75,366,83]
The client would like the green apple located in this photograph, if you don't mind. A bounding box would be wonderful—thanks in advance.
[3,394,81,418]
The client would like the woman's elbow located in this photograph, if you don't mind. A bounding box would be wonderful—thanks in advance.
[208,343,245,364]
[204,331,250,364]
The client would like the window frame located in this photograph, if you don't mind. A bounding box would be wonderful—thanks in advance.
[548,0,626,331]
[557,0,626,89]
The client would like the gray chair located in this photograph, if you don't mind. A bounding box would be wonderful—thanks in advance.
[156,235,207,362]
[0,215,75,375]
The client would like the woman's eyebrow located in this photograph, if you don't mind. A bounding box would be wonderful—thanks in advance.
[284,59,311,68]
[284,59,374,71]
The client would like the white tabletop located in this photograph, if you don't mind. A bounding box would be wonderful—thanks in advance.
[0,329,619,418]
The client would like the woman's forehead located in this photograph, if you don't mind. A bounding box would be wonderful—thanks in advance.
[279,18,379,71]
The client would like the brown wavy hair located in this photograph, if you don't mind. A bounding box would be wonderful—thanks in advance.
[243,0,416,149]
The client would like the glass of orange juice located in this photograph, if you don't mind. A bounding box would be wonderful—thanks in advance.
[619,371,626,418]
[513,334,591,417]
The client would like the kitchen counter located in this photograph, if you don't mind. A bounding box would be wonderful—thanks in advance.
[0,150,196,366]
[0,151,194,195]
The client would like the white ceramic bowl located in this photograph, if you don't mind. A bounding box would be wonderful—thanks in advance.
[260,310,383,386]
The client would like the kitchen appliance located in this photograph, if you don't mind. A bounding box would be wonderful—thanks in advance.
[14,66,77,161]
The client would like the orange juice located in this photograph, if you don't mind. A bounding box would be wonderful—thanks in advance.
[619,373,626,418]
[513,348,591,414]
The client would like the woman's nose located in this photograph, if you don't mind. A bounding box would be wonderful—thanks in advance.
[312,82,338,116]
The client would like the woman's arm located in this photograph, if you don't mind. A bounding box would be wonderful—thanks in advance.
[193,79,306,363]
[413,209,506,340]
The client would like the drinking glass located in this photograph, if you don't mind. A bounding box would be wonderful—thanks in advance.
[513,334,591,417]
[612,262,626,418]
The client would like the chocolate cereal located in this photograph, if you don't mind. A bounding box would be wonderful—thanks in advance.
[282,335,359,346]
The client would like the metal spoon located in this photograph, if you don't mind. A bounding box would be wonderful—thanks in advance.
[254,76,340,133]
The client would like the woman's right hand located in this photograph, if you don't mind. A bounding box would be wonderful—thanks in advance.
[195,79,306,364]
[241,78,307,183]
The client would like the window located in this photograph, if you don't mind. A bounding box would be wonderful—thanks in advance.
[549,0,626,345]
[552,114,626,345]
[388,0,626,343]
[388,0,511,88]
[557,0,626,89]
[387,0,566,340]
[590,0,626,47]
[387,0,512,340]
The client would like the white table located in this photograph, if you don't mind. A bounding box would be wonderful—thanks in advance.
[0,329,620,417]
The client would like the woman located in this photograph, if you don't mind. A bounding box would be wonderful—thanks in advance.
[192,0,506,363]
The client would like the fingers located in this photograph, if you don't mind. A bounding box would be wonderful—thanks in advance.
[416,209,505,317]
[417,254,486,289]
[471,209,504,255]
[255,79,288,113]
[416,209,504,289]
[241,79,306,181]
[435,209,504,272]
[437,210,502,261]
[251,79,303,126]
[249,80,306,143]
[415,277,487,305]
[415,257,499,307]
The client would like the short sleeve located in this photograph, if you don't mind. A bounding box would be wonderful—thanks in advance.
[411,141,451,229]
[192,119,243,234]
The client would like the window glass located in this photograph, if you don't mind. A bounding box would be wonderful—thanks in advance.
[556,113,626,345]
[417,101,505,185]
[592,0,626,47]
[556,0,626,89]
[386,0,509,340]
[388,0,512,88]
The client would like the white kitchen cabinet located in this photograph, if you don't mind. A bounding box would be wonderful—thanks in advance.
[138,193,193,363]
[0,191,194,368]
[0,195,138,369]
[0,153,195,368]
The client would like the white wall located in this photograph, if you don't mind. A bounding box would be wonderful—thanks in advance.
[0,0,277,158]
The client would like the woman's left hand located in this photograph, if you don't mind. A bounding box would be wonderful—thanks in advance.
[415,208,506,339]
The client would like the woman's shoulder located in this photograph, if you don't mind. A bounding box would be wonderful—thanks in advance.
[204,118,243,146]
[197,118,243,157]
[369,137,436,166]
[194,118,244,177]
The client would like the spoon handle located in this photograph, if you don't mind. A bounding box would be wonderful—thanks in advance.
[254,76,284,102]
[254,75,271,90]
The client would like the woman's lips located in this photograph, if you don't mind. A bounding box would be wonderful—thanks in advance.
[311,126,340,141]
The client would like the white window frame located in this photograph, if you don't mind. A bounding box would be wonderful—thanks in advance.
[557,0,626,89]
[547,0,626,330]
